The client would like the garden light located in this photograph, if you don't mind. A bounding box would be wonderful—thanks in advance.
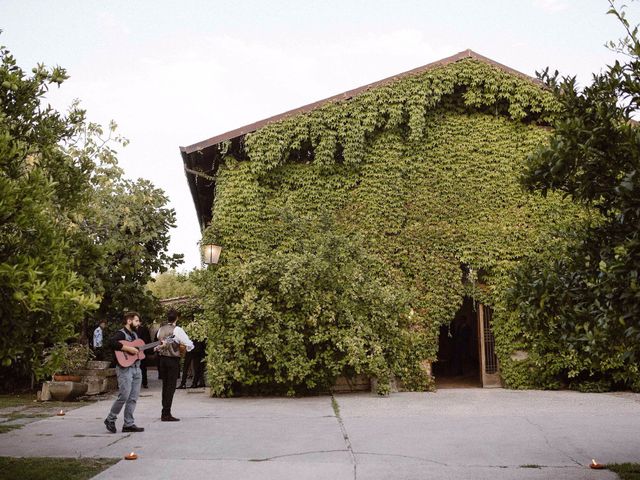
[202,244,222,265]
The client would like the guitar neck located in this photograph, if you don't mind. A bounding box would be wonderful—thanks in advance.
[139,340,163,351]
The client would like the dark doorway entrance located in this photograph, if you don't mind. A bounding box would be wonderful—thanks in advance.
[433,297,481,388]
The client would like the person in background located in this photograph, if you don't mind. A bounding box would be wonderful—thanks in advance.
[189,339,207,388]
[156,309,193,421]
[92,319,107,361]
[178,337,207,389]
[136,320,152,389]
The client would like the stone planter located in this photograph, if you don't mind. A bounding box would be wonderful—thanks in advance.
[48,381,88,401]
[53,374,82,382]
[86,360,111,369]
[76,367,117,395]
[332,374,371,393]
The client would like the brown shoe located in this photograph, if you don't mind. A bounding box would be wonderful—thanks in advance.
[161,415,180,422]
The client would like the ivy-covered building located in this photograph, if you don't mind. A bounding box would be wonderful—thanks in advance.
[180,50,581,394]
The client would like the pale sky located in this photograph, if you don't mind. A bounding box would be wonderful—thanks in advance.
[2,0,635,269]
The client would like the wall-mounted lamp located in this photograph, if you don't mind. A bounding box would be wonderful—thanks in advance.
[202,244,222,265]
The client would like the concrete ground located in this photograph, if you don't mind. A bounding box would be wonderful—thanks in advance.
[0,376,638,479]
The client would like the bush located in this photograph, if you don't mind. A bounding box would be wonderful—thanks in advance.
[198,215,431,395]
[44,343,94,377]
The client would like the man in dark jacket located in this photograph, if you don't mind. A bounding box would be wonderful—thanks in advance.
[136,321,152,388]
[104,311,145,433]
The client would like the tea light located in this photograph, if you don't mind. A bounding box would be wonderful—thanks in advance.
[124,451,138,460]
[590,459,604,469]
[56,410,65,416]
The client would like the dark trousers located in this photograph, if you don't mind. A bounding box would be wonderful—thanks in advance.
[158,356,180,417]
[92,346,105,361]
[179,350,195,387]
[140,357,149,387]
[191,354,205,387]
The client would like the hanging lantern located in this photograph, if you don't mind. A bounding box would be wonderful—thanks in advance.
[202,244,222,265]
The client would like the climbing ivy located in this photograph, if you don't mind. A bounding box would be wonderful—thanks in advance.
[200,58,584,394]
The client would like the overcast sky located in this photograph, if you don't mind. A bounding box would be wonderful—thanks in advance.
[2,0,635,269]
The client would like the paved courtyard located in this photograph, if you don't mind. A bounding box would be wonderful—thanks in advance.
[0,377,639,479]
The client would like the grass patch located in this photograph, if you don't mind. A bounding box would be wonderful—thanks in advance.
[0,425,22,434]
[0,394,97,411]
[0,457,118,480]
[0,394,95,418]
[6,412,48,420]
[608,463,640,480]
[331,395,341,417]
[0,394,38,409]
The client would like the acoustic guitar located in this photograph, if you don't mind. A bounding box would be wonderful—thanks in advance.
[115,335,175,368]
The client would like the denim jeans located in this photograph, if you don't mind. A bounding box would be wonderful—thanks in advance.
[107,363,142,427]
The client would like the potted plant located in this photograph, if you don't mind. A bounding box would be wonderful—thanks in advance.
[45,343,95,382]
[44,343,94,401]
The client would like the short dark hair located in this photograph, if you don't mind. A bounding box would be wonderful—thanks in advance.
[167,309,179,323]
[123,311,140,324]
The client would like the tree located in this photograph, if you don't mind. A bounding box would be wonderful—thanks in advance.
[0,42,97,385]
[62,119,184,325]
[85,170,184,323]
[0,41,183,386]
[147,269,199,300]
[506,1,640,391]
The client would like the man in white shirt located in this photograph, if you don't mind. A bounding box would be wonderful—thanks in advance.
[156,309,194,421]
[92,320,107,360]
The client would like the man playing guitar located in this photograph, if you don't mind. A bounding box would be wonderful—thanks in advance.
[103,311,148,434]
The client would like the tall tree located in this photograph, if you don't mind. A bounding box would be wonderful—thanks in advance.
[0,42,183,386]
[507,1,640,390]
[0,42,97,384]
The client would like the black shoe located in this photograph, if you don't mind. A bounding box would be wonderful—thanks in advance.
[104,419,116,434]
[161,415,180,422]
[142,384,149,389]
[176,384,186,389]
[122,425,144,432]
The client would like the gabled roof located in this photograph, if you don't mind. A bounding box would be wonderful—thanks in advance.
[180,49,535,156]
[180,49,539,229]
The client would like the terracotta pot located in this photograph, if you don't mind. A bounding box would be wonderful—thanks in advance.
[53,374,82,382]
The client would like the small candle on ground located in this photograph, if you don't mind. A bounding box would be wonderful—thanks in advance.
[56,410,65,416]
[125,451,138,460]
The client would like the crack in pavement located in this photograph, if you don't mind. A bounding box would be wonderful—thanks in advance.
[523,417,582,467]
[354,451,449,466]
[355,452,589,470]
[247,449,348,462]
[332,395,357,480]
[105,432,132,447]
